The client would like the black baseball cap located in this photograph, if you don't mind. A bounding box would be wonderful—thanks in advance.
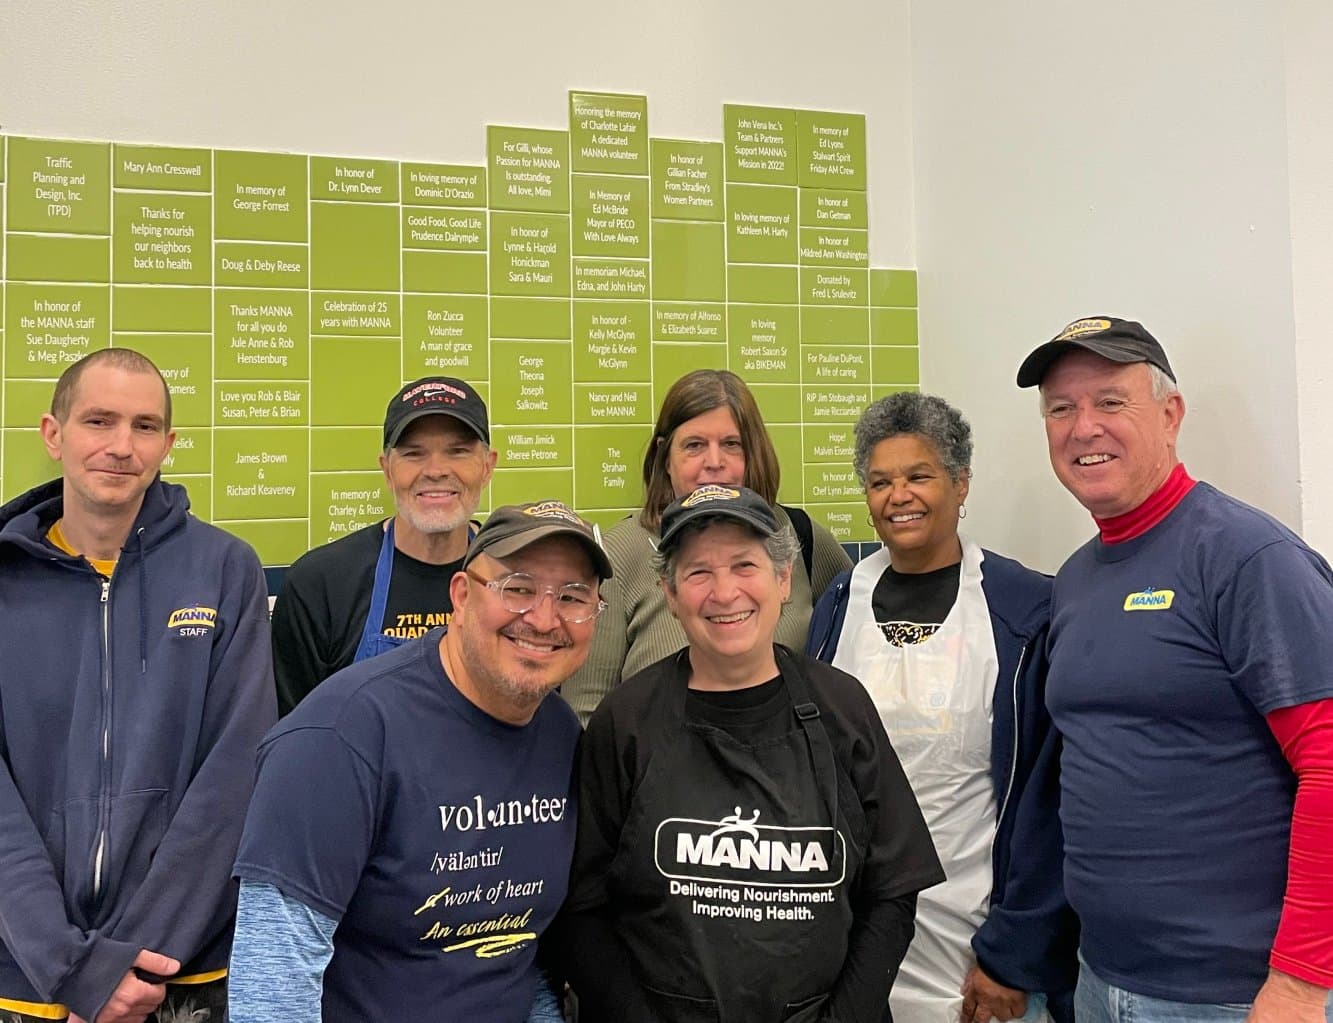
[1016,316,1176,388]
[383,377,490,449]
[464,501,613,580]
[658,485,780,551]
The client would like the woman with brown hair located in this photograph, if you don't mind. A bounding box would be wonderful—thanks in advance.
[560,369,851,722]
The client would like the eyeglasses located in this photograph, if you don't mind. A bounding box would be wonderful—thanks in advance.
[467,569,607,624]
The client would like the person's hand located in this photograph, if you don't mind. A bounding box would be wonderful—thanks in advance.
[1246,969,1329,1023]
[960,964,1028,1023]
[92,949,180,1023]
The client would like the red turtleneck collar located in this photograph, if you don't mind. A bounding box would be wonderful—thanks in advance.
[1094,462,1196,544]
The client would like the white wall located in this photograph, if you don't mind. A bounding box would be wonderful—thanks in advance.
[7,1,1330,573]
[0,0,917,265]
[911,0,1303,572]
[1284,0,1333,557]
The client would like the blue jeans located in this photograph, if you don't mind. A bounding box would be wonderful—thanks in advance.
[1076,955,1333,1023]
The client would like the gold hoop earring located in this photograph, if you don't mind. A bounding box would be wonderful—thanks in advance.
[866,514,874,527]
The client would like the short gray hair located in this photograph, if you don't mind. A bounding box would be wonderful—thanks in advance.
[653,520,800,590]
[853,392,972,485]
[1148,363,1178,399]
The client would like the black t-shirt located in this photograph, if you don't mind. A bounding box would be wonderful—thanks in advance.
[685,674,786,745]
[564,650,943,1023]
[271,520,463,715]
[871,562,961,647]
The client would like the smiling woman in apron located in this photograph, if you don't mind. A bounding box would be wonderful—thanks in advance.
[559,484,944,1023]
[807,393,1079,1023]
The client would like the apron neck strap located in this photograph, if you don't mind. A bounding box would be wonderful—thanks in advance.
[776,647,842,862]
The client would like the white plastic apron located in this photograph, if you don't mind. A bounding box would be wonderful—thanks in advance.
[833,538,1018,1023]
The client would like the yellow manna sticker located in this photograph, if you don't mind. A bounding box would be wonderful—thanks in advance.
[1123,589,1174,611]
[167,605,218,629]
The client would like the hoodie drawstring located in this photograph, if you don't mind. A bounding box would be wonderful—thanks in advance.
[136,526,148,672]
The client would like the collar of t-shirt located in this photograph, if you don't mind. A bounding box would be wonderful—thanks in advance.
[47,519,117,578]
[1094,462,1197,544]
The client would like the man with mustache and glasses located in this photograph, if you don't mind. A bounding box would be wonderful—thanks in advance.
[271,376,497,715]
[230,501,612,1022]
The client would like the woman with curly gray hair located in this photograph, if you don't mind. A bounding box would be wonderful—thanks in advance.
[808,392,1078,1023]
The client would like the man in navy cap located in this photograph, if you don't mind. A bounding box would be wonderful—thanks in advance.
[230,501,611,1022]
[271,376,497,714]
[1019,317,1333,1023]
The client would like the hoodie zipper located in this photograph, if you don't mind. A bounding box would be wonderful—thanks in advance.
[92,575,111,901]
[812,578,848,661]
[995,640,1027,827]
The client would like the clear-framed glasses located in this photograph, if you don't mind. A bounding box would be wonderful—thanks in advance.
[467,569,607,624]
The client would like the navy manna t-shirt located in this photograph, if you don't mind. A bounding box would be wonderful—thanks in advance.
[1047,483,1333,1003]
[235,628,580,1020]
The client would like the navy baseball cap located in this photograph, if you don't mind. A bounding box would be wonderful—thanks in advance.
[658,485,780,552]
[1016,316,1176,388]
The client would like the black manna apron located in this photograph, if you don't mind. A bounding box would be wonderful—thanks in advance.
[607,646,868,1023]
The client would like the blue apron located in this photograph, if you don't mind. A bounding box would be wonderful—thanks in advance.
[351,519,406,664]
[351,519,473,664]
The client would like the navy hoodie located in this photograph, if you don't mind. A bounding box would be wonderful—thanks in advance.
[807,547,1079,1014]
[0,478,276,1019]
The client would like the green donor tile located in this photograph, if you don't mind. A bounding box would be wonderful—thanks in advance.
[572,175,649,258]
[724,105,798,186]
[113,192,211,285]
[652,343,725,388]
[7,137,111,234]
[402,206,486,251]
[489,212,570,297]
[311,203,400,291]
[401,164,486,207]
[403,251,488,294]
[7,236,109,283]
[727,265,798,305]
[115,287,211,332]
[870,268,918,307]
[215,289,309,379]
[404,295,488,379]
[487,127,570,213]
[799,189,868,230]
[652,222,724,301]
[312,337,401,426]
[797,110,867,190]
[726,184,798,265]
[569,92,649,175]
[310,157,399,203]
[215,150,308,242]
[650,140,724,221]
[873,347,920,386]
[5,284,110,378]
[114,144,212,191]
[871,307,918,346]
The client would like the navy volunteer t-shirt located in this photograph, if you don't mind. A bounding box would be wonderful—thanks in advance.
[235,629,581,1020]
